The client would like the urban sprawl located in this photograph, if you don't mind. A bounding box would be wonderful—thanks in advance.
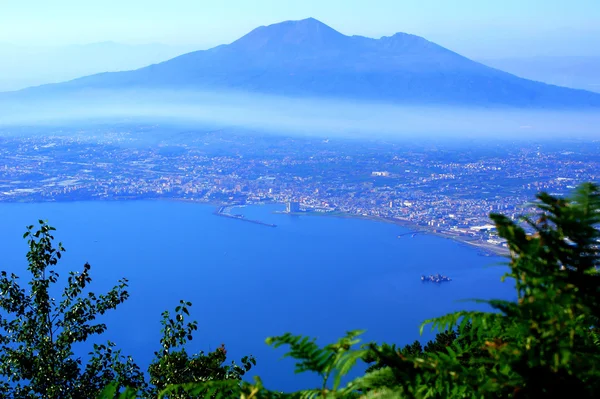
[1,125,598,254]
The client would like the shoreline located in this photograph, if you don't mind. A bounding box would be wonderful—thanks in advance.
[276,210,509,257]
[0,197,508,257]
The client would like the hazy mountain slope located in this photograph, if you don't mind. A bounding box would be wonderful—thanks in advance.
[480,56,600,94]
[11,18,600,108]
[0,42,196,91]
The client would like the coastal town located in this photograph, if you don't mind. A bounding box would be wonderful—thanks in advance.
[1,124,598,254]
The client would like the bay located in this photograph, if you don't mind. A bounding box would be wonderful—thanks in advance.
[0,201,514,391]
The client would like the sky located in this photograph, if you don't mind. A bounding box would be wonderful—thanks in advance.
[1,0,600,58]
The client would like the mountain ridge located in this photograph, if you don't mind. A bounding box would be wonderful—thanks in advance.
[8,18,600,108]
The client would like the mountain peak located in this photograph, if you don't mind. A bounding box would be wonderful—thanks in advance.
[288,17,324,25]
[286,17,333,29]
[230,17,347,51]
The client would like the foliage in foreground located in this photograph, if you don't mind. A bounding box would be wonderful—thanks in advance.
[146,300,255,398]
[0,221,144,398]
[0,222,254,398]
[109,182,598,398]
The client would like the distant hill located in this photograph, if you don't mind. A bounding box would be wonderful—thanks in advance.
[10,18,600,108]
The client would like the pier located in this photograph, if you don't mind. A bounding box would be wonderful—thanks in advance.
[397,231,423,238]
[214,207,277,228]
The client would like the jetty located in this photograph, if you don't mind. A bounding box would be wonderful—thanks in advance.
[214,206,277,228]
[397,231,423,238]
[421,274,452,283]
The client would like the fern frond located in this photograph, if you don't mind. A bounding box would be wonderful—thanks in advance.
[332,348,368,390]
[157,380,241,398]
[266,333,333,376]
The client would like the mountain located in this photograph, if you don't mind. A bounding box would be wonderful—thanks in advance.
[11,18,600,108]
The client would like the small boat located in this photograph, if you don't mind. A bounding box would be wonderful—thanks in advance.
[421,273,452,283]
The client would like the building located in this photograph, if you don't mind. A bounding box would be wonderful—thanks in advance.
[371,171,390,177]
[286,201,301,213]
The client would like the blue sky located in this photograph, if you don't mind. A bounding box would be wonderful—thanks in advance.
[1,0,600,57]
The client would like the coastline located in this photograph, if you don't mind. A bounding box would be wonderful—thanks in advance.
[171,199,509,256]
[0,197,509,257]
[276,210,509,257]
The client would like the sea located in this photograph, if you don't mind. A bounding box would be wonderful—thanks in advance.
[0,201,515,392]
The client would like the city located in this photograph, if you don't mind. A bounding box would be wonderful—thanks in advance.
[2,124,598,254]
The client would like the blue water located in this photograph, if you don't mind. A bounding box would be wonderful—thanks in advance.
[0,201,514,391]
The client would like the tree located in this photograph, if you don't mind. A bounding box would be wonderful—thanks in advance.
[0,221,145,398]
[361,182,600,397]
[0,221,258,399]
[146,300,256,398]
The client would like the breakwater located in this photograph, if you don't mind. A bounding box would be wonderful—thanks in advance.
[397,230,423,238]
[214,206,277,227]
